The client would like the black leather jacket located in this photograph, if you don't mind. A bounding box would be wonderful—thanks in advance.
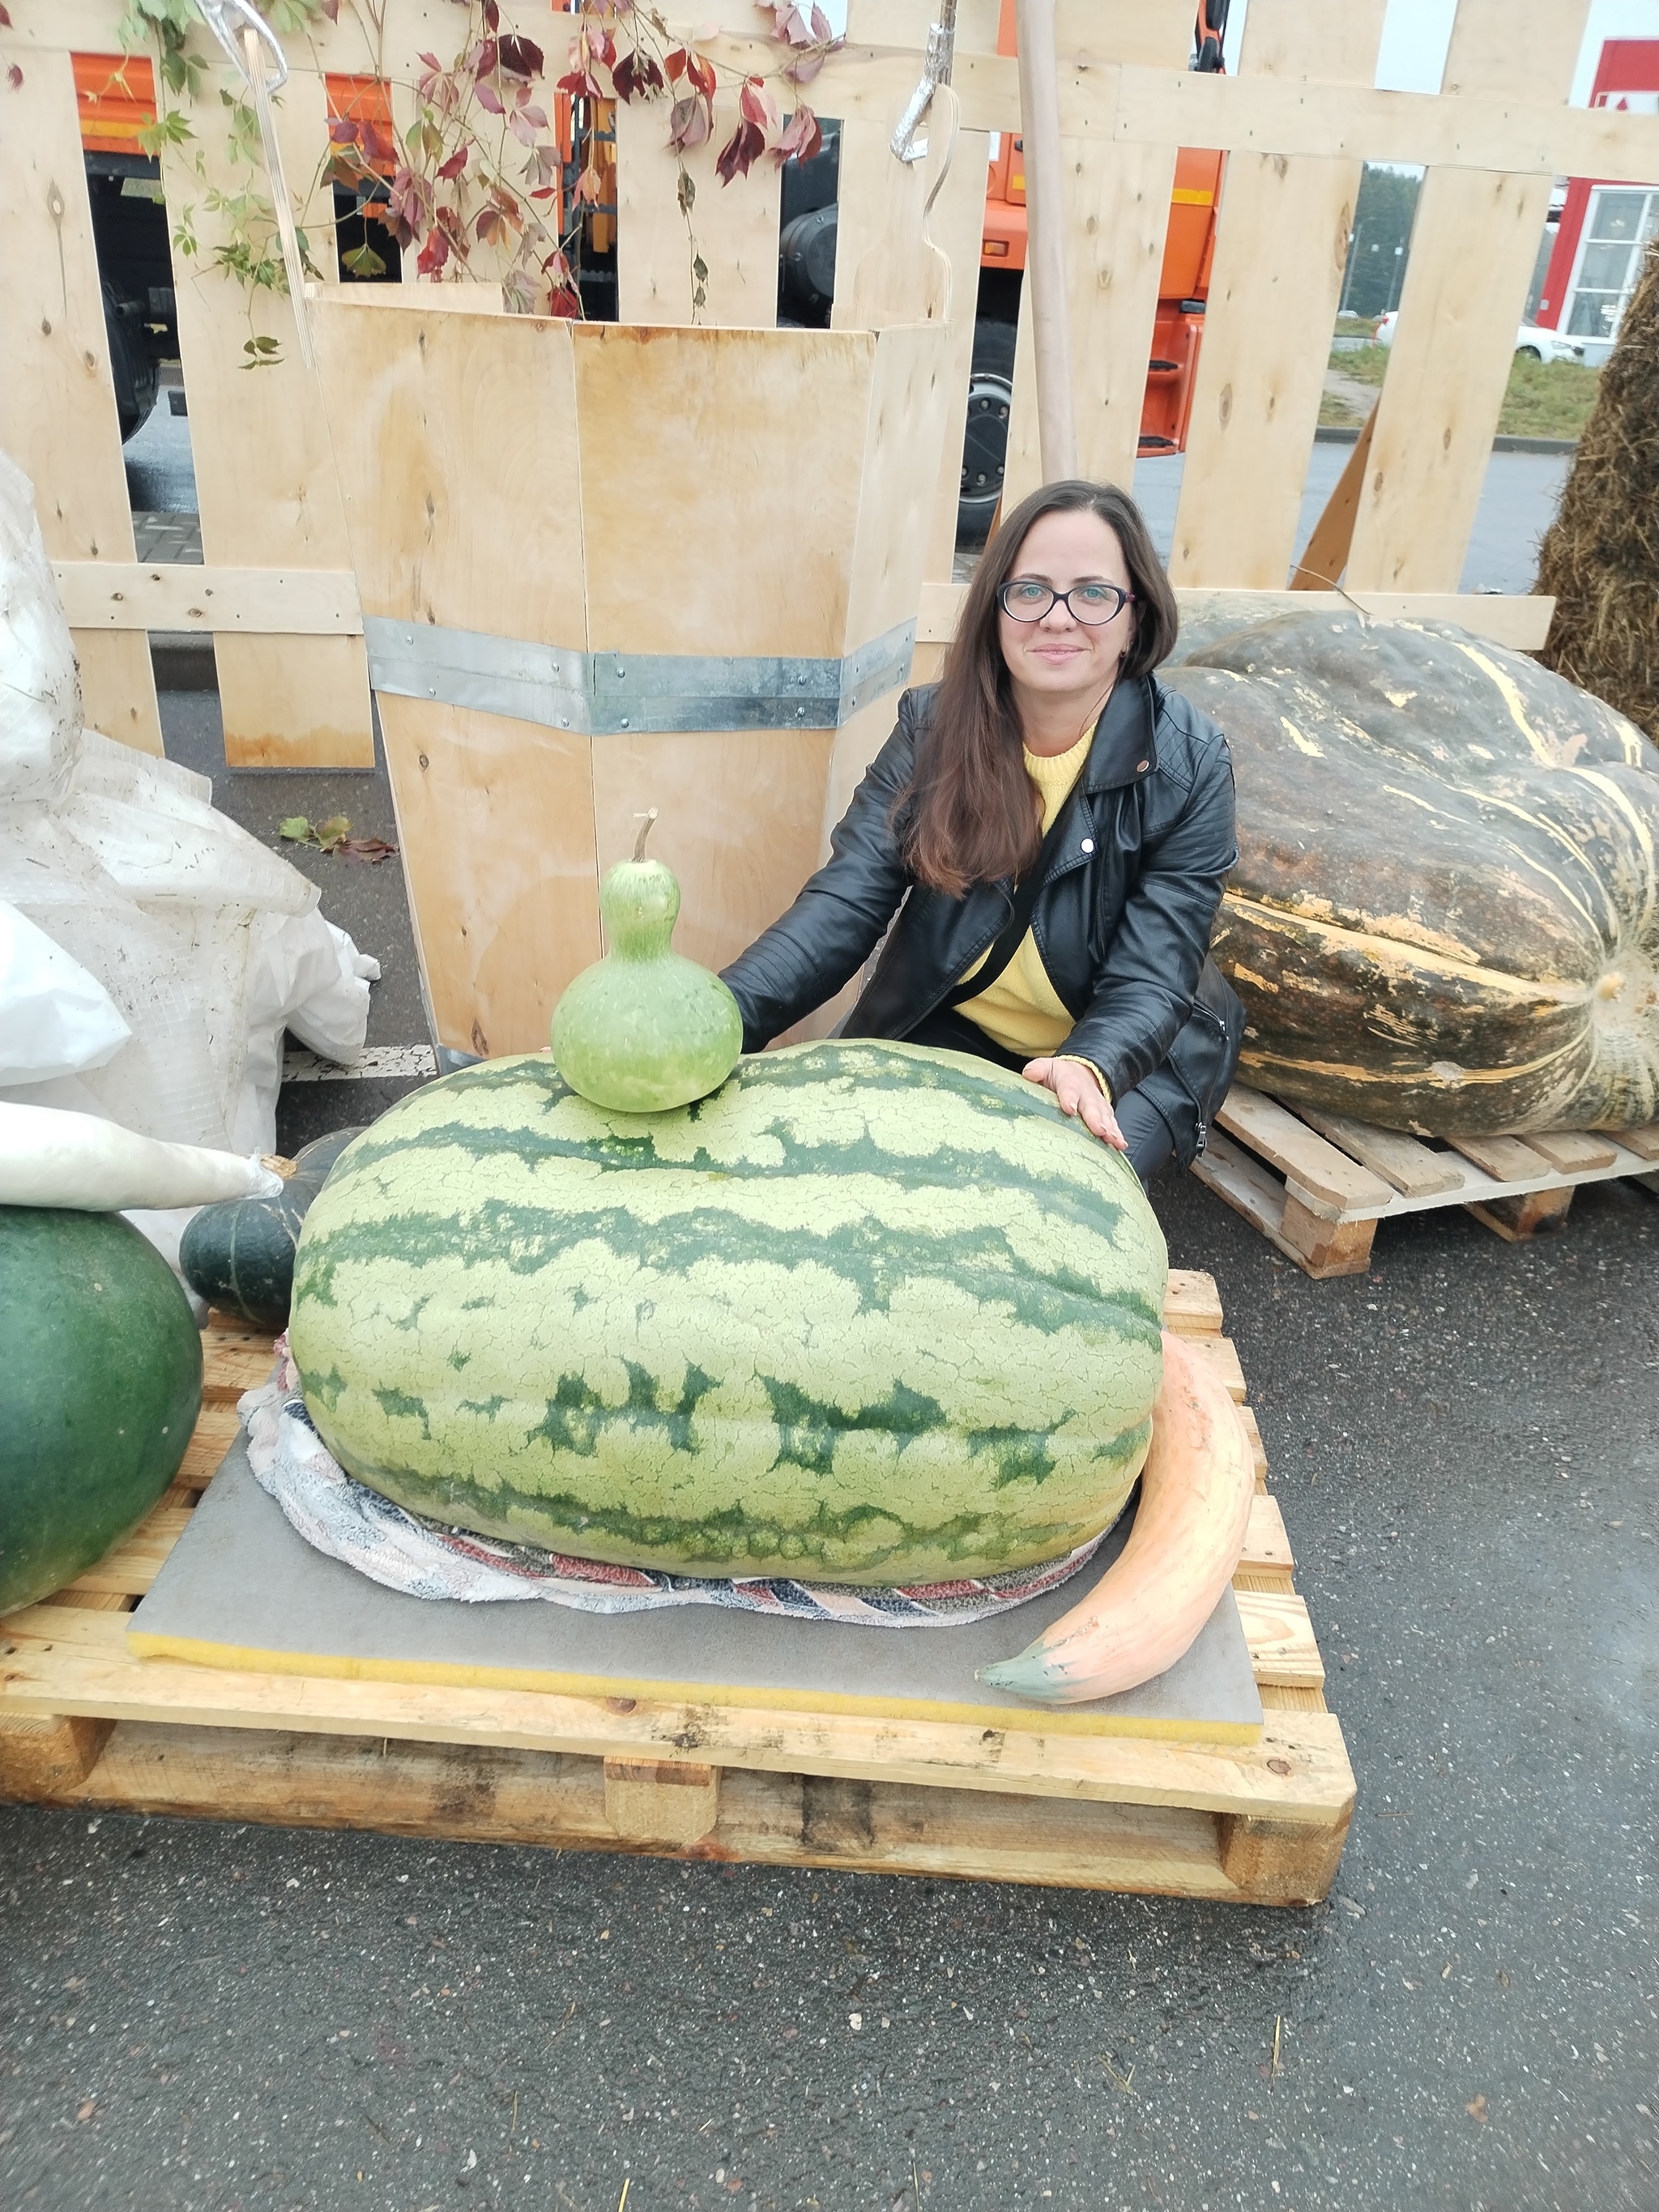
[721,672,1243,1153]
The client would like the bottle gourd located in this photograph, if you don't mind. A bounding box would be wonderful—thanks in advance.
[551,812,743,1114]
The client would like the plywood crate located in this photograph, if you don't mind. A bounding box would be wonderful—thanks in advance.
[0,1276,1355,1905]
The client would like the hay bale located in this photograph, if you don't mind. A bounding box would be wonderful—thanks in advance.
[1534,237,1659,742]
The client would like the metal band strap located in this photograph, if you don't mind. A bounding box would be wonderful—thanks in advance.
[362,616,917,735]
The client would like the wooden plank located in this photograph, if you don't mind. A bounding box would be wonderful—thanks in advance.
[47,1720,1290,1899]
[1279,1195,1376,1277]
[0,1711,113,1801]
[1236,1590,1324,1690]
[1289,403,1377,590]
[0,1604,1356,1822]
[176,1407,243,1490]
[916,580,1555,652]
[1465,1187,1574,1242]
[1448,1131,1559,1183]
[154,53,373,766]
[202,1348,278,1406]
[1184,1332,1247,1405]
[0,45,163,756]
[1346,1,1589,595]
[59,1508,194,1600]
[1239,1404,1269,1487]
[1618,1125,1659,1163]
[603,1758,721,1846]
[1163,1267,1223,1336]
[1524,1130,1621,1174]
[1239,1492,1294,1576]
[1218,1087,1396,1213]
[1294,1103,1466,1197]
[613,70,781,328]
[1192,1129,1378,1281]
[52,563,363,634]
[1170,0,1385,590]
[921,125,1000,584]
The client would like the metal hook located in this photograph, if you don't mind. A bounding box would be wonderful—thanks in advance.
[890,4,958,164]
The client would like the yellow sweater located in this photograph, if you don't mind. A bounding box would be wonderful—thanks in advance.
[954,727,1107,1093]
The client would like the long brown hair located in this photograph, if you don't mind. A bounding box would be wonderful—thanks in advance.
[901,479,1179,897]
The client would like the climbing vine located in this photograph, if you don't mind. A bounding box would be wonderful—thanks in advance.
[114,0,841,354]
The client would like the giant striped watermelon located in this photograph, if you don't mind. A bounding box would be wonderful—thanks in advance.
[288,1042,1166,1584]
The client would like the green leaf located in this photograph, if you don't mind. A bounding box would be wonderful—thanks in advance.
[278,816,315,844]
[342,242,387,278]
[314,813,353,851]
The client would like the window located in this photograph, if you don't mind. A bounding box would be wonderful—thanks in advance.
[1566,187,1659,340]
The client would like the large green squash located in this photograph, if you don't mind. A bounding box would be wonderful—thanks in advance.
[288,1042,1166,1584]
[1,1208,203,1613]
[179,1125,365,1331]
[1165,610,1659,1134]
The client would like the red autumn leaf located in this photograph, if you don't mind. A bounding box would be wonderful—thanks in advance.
[573,164,603,206]
[6,61,22,88]
[476,206,502,245]
[667,94,711,152]
[0,6,15,23]
[416,228,450,277]
[437,144,468,180]
[339,835,399,865]
[361,120,396,167]
[509,104,538,145]
[687,53,718,100]
[472,39,498,79]
[327,117,361,144]
[777,102,821,164]
[715,117,764,185]
[739,76,781,134]
[318,0,340,18]
[612,48,665,102]
[544,245,575,285]
[557,69,604,100]
[497,34,544,79]
[474,80,505,115]
[482,0,500,28]
[547,285,582,321]
[518,103,549,129]
[664,45,689,83]
[810,3,832,38]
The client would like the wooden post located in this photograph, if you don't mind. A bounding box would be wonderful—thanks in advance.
[603,1758,721,1847]
[1013,0,1077,483]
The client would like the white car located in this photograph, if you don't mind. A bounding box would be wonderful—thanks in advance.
[1373,310,1586,363]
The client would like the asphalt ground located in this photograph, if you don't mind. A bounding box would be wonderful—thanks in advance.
[5,633,1657,2209]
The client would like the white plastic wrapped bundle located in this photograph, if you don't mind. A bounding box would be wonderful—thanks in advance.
[0,450,378,1160]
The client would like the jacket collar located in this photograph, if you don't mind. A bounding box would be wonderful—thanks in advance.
[1080,672,1158,794]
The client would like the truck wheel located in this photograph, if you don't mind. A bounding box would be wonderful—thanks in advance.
[958,318,1016,544]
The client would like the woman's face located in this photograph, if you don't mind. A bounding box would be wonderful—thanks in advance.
[996,508,1135,710]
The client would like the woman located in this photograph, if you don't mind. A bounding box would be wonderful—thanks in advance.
[721,479,1243,1181]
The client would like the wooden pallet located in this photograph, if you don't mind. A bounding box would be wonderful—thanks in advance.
[1194,1086,1659,1279]
[0,1286,1353,1904]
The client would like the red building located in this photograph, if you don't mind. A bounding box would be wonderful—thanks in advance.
[1533,38,1659,355]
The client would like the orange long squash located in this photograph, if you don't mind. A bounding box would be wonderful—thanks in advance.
[978,1331,1255,1703]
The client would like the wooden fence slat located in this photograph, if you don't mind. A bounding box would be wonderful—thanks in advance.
[53,562,361,633]
[614,79,781,327]
[1346,0,1591,595]
[1003,6,1192,513]
[1170,0,1386,590]
[1,45,163,756]
[156,37,373,766]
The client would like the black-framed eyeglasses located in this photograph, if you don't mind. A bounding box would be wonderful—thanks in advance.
[997,579,1133,626]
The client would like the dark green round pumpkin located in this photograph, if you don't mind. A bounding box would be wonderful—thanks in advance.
[180,1124,365,1329]
[1,1207,203,1614]
[1164,611,1659,1136]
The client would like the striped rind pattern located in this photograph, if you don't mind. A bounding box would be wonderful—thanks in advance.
[288,1042,1167,1583]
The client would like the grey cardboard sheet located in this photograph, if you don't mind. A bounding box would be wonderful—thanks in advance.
[129,1433,1264,1741]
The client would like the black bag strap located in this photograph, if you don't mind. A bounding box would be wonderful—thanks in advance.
[940,786,1085,1010]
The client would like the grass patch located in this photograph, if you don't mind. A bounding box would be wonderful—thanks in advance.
[1321,345,1602,442]
[1319,390,1364,426]
[1499,354,1601,439]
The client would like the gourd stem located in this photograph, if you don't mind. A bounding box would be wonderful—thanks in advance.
[632,808,659,863]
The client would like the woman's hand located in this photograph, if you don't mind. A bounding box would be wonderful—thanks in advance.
[1022,1057,1129,1152]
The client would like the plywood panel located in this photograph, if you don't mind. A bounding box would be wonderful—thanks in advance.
[923,126,999,582]
[572,323,873,659]
[157,50,373,765]
[1345,0,1589,593]
[378,697,599,1059]
[53,561,362,633]
[613,89,782,329]
[309,297,585,641]
[1169,0,1385,589]
[844,322,953,648]
[0,45,161,755]
[591,728,834,975]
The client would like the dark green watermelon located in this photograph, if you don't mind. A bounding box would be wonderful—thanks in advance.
[180,1124,365,1330]
[1,1208,203,1614]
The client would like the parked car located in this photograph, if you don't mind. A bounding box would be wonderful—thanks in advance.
[1374,310,1586,364]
